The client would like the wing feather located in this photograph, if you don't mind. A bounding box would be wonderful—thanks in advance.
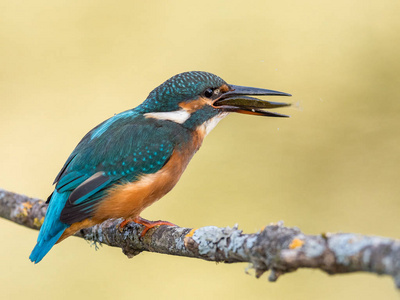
[50,114,183,225]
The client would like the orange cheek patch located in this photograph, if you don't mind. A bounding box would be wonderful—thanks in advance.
[179,97,209,113]
[178,84,230,113]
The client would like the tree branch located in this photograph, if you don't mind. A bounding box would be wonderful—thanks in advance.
[1,188,399,288]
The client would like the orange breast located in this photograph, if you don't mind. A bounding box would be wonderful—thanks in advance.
[57,127,206,243]
[92,129,205,222]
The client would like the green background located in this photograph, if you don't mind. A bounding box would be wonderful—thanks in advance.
[1,0,399,299]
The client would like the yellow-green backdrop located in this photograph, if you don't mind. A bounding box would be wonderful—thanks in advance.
[1,1,399,299]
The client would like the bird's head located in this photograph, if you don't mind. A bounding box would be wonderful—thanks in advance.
[138,71,291,134]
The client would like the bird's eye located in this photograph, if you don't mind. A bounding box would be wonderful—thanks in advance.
[204,88,214,98]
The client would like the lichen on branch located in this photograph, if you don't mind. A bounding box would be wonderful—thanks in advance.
[1,188,399,289]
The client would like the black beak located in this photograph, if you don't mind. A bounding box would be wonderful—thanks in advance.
[213,84,291,117]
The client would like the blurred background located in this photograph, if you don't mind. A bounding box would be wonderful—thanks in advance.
[1,0,399,299]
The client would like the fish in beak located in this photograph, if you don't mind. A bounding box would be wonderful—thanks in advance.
[213,85,291,117]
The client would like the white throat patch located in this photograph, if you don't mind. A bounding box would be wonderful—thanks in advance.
[199,112,229,137]
[144,109,191,124]
[145,109,229,136]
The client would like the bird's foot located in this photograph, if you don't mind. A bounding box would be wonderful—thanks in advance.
[118,218,134,233]
[118,218,134,231]
[118,216,176,237]
[134,216,176,237]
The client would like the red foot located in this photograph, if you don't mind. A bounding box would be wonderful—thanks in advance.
[118,216,176,237]
[119,219,132,229]
[134,216,176,237]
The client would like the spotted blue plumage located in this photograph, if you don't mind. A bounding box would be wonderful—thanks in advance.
[138,71,226,113]
[30,71,227,263]
[90,110,137,140]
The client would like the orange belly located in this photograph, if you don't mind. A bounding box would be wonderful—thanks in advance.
[59,128,206,242]
[93,150,187,221]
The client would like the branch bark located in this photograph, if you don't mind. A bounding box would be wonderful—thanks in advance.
[1,188,399,288]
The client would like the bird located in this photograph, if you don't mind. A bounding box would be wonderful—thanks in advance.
[29,71,291,263]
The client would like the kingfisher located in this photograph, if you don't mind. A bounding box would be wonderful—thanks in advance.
[29,71,291,263]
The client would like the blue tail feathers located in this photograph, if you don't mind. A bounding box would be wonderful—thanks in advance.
[29,191,70,263]
[29,227,67,263]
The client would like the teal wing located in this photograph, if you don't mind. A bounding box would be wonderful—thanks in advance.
[51,112,180,225]
[31,110,189,263]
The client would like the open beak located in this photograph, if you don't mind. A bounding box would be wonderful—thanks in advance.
[213,85,291,117]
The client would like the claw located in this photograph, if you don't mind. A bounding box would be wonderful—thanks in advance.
[119,219,132,229]
[119,216,176,237]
